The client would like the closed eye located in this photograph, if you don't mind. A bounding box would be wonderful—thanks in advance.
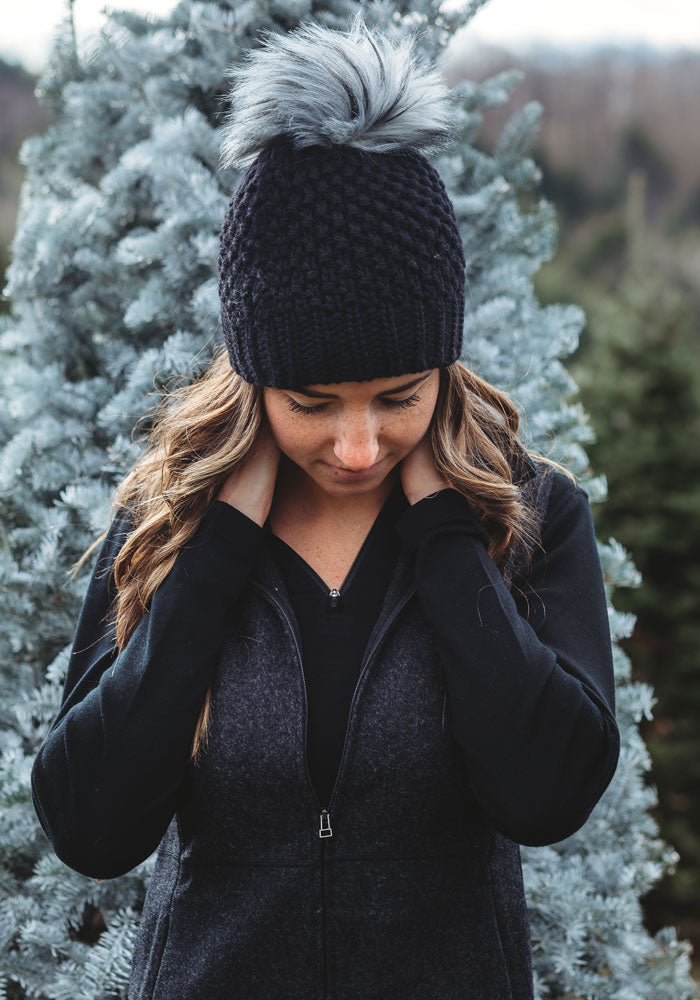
[286,392,422,415]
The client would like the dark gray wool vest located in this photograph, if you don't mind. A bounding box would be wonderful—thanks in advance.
[127,455,553,1000]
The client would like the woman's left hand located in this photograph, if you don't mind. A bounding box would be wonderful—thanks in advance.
[400,430,452,506]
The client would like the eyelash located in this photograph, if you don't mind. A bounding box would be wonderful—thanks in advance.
[286,392,422,415]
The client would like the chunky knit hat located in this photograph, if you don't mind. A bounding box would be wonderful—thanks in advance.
[217,12,466,390]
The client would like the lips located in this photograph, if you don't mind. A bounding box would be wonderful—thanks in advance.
[326,459,383,479]
[332,463,378,473]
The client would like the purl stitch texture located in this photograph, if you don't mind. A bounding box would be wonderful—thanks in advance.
[216,14,467,389]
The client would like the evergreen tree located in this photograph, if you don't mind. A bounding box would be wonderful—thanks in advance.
[538,165,700,976]
[0,2,696,997]
[570,258,700,977]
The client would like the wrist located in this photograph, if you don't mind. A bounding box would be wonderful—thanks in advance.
[395,488,490,555]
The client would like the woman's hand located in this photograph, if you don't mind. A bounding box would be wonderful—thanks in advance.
[215,413,281,527]
[400,430,451,506]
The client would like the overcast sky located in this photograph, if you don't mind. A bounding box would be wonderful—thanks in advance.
[3,0,699,74]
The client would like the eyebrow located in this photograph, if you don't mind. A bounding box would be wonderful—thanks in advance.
[291,373,431,399]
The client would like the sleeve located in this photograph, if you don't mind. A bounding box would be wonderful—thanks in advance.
[394,477,620,848]
[31,500,266,880]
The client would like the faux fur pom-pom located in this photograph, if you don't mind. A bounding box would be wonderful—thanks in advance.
[218,11,461,171]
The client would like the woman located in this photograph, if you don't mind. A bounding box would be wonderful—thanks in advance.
[30,15,620,1000]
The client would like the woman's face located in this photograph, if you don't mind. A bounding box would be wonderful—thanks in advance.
[262,368,440,495]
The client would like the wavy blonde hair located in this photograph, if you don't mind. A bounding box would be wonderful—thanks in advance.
[70,344,574,765]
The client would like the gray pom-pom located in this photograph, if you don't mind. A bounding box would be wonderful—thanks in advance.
[219,11,461,170]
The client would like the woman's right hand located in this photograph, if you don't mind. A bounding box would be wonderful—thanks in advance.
[215,413,281,527]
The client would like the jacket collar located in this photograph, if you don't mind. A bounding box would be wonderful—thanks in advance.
[248,526,416,657]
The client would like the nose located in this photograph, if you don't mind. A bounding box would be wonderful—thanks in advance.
[332,411,382,471]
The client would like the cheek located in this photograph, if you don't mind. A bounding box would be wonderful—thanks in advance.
[264,401,320,456]
[403,390,438,431]
[401,404,435,447]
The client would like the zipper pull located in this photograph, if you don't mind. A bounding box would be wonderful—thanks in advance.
[328,588,341,610]
[319,809,333,838]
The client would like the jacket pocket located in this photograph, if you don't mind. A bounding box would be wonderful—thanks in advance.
[127,852,180,1000]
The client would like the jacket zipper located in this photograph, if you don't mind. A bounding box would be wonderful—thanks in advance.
[250,575,415,1000]
[248,575,416,833]
[324,580,416,815]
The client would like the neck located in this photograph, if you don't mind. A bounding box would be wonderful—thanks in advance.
[272,454,400,525]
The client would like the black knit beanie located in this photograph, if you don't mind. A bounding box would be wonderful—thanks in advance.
[217,13,466,390]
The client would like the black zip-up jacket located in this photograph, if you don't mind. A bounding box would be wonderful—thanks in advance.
[31,455,619,999]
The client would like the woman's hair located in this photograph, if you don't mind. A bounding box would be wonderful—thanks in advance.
[69,344,575,765]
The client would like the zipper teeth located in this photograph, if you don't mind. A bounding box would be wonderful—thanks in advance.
[320,837,328,994]
[330,533,367,595]
[326,581,416,814]
[249,576,417,816]
[296,541,364,599]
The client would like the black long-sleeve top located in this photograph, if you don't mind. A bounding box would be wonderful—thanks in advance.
[31,469,620,877]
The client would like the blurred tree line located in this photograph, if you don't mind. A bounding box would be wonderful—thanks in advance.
[2,39,699,980]
[535,165,700,974]
[0,58,52,313]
